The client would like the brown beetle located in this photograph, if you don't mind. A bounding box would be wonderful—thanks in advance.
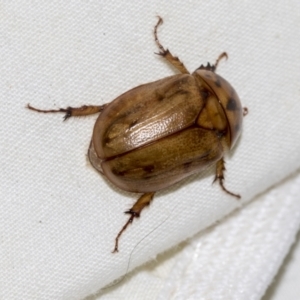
[28,17,247,253]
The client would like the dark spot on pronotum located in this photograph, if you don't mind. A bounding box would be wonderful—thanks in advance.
[226,98,237,111]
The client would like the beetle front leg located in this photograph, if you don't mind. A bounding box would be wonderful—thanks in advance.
[27,103,107,121]
[197,52,228,73]
[112,192,155,253]
[154,17,189,74]
[214,158,240,199]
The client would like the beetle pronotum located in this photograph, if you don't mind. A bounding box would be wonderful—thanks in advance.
[28,17,247,252]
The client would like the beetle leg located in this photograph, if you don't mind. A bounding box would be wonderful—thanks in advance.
[27,103,107,121]
[112,192,155,253]
[154,16,189,74]
[214,158,241,199]
[213,52,228,71]
[197,52,228,72]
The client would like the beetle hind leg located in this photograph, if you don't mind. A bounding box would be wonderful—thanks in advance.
[154,16,189,74]
[112,192,155,253]
[27,103,106,121]
[214,158,240,199]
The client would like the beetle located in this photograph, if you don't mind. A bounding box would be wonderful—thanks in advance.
[28,17,247,253]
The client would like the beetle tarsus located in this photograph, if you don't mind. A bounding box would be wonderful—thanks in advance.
[153,16,189,74]
[214,176,241,199]
[125,209,140,218]
[63,108,72,121]
[214,158,240,199]
[112,192,155,253]
[243,107,248,116]
[27,103,106,120]
[154,48,169,57]
[112,214,135,253]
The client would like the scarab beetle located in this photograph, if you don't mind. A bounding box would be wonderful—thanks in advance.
[28,17,247,252]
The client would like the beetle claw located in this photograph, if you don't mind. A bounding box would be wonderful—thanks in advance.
[63,110,72,121]
[213,176,241,199]
[196,52,228,72]
[197,62,216,72]
[125,210,140,218]
[154,51,164,56]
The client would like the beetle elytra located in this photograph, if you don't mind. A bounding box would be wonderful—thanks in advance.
[28,17,247,253]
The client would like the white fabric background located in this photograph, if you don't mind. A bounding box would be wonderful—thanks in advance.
[0,1,300,299]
